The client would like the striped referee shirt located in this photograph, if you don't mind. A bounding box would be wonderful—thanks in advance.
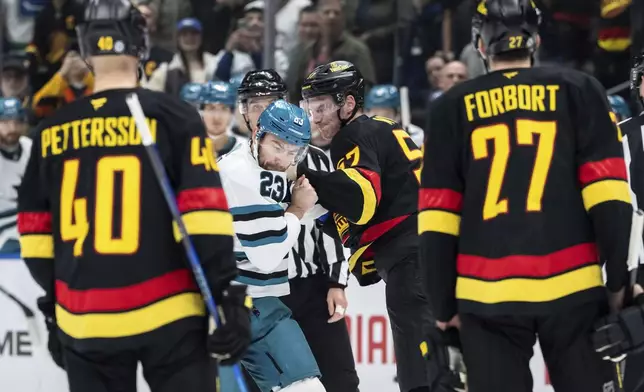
[287,146,350,287]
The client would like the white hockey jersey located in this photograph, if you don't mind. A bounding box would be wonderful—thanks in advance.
[218,143,301,298]
[0,137,32,252]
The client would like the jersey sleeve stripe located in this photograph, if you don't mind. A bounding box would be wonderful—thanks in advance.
[578,158,627,186]
[55,292,205,339]
[418,210,460,236]
[177,187,229,212]
[231,204,284,222]
[173,210,234,241]
[581,179,631,211]
[233,269,289,287]
[418,188,463,212]
[456,265,603,304]
[359,215,410,245]
[17,212,52,234]
[341,168,379,225]
[237,227,287,247]
[457,242,598,280]
[55,269,198,313]
[19,234,54,258]
[356,167,382,203]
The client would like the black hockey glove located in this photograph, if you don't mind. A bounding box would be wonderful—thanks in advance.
[420,327,467,392]
[37,296,65,370]
[207,285,252,366]
[593,294,644,362]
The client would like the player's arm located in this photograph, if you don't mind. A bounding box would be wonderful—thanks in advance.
[419,95,463,322]
[576,76,633,293]
[222,177,302,273]
[172,107,237,297]
[17,134,55,301]
[298,136,381,225]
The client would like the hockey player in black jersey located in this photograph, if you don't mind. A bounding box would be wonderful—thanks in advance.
[17,0,250,390]
[421,1,635,391]
[597,49,644,392]
[298,60,463,392]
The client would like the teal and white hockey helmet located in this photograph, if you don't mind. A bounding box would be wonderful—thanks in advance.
[255,99,310,167]
[200,81,236,108]
[180,82,203,106]
[0,97,26,121]
[365,84,400,110]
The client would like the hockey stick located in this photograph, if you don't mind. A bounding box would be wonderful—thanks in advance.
[125,93,248,392]
[0,285,41,347]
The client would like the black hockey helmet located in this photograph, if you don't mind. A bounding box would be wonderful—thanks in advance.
[631,50,644,108]
[301,61,365,108]
[237,69,287,104]
[76,0,148,60]
[472,0,541,57]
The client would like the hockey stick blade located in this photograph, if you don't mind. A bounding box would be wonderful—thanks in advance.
[0,285,41,346]
[125,93,248,392]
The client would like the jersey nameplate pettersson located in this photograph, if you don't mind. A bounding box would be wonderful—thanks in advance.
[40,116,158,158]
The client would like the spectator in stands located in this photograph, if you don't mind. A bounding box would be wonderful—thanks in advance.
[286,0,375,103]
[1,0,42,55]
[354,0,397,84]
[596,0,633,92]
[1,57,30,103]
[459,42,486,79]
[425,55,445,92]
[275,0,314,57]
[138,3,173,81]
[134,0,192,53]
[0,97,31,254]
[25,0,84,92]
[436,60,468,94]
[189,0,247,55]
[31,47,93,121]
[144,18,219,96]
[214,1,288,80]
[296,5,322,47]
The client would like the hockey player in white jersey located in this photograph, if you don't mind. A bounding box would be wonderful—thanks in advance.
[364,85,424,147]
[0,97,31,253]
[218,99,326,392]
[198,81,245,156]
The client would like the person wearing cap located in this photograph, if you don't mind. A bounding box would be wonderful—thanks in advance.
[143,17,220,96]
[0,97,31,254]
[1,57,30,103]
[214,1,289,81]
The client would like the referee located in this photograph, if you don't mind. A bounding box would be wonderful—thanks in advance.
[616,50,644,392]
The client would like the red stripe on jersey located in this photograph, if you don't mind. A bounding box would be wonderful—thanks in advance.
[578,158,627,186]
[359,215,409,245]
[457,243,598,280]
[418,189,463,212]
[177,187,228,213]
[356,168,382,203]
[17,212,52,234]
[56,269,198,313]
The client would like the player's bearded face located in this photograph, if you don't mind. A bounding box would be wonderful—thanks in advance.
[0,119,25,147]
[257,133,304,172]
[300,95,341,141]
[203,103,232,138]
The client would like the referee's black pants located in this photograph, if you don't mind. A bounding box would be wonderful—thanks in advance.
[281,273,360,392]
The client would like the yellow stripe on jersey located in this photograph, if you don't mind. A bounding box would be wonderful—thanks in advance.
[19,234,54,259]
[342,168,377,225]
[173,210,234,241]
[56,292,205,339]
[581,180,631,211]
[418,210,461,236]
[348,243,371,272]
[456,264,602,304]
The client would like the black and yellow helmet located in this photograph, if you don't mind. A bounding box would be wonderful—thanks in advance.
[472,0,541,57]
[301,61,365,108]
[76,0,148,60]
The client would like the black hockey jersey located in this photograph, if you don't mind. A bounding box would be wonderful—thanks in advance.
[620,113,644,286]
[299,115,420,285]
[17,87,236,349]
[420,67,632,320]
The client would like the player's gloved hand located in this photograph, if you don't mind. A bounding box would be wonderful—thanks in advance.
[208,285,252,365]
[593,284,644,362]
[421,326,467,392]
[37,296,65,370]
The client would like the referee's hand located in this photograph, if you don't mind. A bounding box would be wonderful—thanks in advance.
[327,288,348,323]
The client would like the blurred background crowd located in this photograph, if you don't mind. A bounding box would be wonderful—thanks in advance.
[0,0,643,253]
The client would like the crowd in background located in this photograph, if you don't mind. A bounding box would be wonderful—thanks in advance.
[0,0,643,253]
